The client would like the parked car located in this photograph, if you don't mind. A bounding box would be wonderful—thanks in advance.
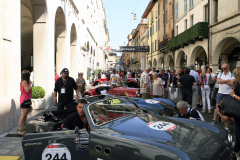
[83,85,141,98]
[92,77,139,88]
[22,96,232,160]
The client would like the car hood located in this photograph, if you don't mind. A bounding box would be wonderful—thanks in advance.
[108,114,223,147]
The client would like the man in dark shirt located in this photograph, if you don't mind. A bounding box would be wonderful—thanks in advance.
[178,67,196,106]
[106,70,110,80]
[131,70,135,78]
[63,99,88,130]
[54,68,80,110]
[177,101,204,121]
[158,69,168,99]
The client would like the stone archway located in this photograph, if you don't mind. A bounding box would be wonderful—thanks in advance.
[213,37,240,71]
[165,54,174,70]
[158,57,164,69]
[153,59,157,68]
[175,50,187,71]
[190,46,207,70]
[149,60,152,66]
[55,7,67,75]
[70,24,77,79]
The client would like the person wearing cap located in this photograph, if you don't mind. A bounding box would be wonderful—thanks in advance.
[140,65,153,99]
[54,68,80,110]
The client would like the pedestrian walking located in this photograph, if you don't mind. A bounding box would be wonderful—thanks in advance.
[54,68,80,110]
[140,65,153,99]
[106,70,110,80]
[211,63,235,129]
[76,72,86,98]
[167,69,178,101]
[178,67,196,106]
[158,69,168,99]
[189,64,200,109]
[211,69,221,106]
[17,70,32,136]
[120,71,128,87]
[152,72,164,98]
[200,66,216,114]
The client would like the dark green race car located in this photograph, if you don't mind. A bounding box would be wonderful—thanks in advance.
[22,96,232,160]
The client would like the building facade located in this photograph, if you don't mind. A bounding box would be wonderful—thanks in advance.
[169,0,209,72]
[209,0,240,72]
[0,0,109,134]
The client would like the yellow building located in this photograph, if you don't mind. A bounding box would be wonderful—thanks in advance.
[142,0,158,68]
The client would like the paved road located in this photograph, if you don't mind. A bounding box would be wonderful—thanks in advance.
[0,85,236,159]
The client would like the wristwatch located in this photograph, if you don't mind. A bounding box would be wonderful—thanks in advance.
[233,94,236,99]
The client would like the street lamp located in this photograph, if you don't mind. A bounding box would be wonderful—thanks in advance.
[132,13,137,20]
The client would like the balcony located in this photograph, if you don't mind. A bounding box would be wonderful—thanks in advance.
[159,38,168,50]
[168,22,208,50]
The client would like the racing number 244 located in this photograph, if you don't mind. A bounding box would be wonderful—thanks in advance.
[45,153,67,160]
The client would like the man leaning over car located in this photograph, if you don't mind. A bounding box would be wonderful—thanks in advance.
[177,101,204,121]
[63,99,88,130]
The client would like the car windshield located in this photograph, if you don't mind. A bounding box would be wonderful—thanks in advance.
[88,97,143,126]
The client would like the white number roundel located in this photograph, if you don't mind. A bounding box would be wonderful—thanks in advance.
[145,99,160,104]
[42,143,71,160]
[148,121,176,131]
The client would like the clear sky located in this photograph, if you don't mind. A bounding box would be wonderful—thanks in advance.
[103,0,150,47]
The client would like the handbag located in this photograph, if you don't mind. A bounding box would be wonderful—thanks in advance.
[208,74,215,88]
[222,96,240,118]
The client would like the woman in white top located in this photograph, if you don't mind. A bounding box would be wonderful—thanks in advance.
[152,72,165,98]
[200,66,216,114]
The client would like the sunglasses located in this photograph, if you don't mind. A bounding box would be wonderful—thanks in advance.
[222,68,227,69]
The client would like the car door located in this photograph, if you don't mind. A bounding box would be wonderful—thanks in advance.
[22,130,89,160]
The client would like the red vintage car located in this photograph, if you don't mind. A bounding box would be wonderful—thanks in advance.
[92,76,139,88]
[83,85,141,98]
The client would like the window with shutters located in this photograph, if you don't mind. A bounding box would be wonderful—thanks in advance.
[190,0,194,9]
[176,2,178,20]
[155,40,156,51]
[205,5,209,22]
[165,9,168,22]
[150,27,152,36]
[184,0,187,13]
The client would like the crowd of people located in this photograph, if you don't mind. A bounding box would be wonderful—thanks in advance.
[18,64,240,158]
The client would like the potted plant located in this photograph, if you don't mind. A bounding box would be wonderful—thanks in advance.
[31,86,45,110]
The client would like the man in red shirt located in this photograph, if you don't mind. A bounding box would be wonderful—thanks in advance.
[55,72,60,82]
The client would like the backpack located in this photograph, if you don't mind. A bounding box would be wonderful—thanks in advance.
[190,109,205,122]
[220,72,233,78]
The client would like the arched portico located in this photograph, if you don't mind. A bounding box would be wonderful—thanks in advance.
[175,50,187,72]
[190,46,207,70]
[158,57,164,69]
[55,7,67,74]
[165,54,174,70]
[153,59,157,68]
[70,24,77,79]
[213,37,240,71]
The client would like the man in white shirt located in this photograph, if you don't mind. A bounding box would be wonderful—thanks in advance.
[211,63,235,131]
[110,69,120,86]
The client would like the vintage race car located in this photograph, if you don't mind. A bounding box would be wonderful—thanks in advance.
[24,95,179,134]
[83,85,141,98]
[22,96,232,160]
[92,77,139,88]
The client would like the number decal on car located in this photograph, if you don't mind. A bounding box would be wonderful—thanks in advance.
[109,99,120,105]
[148,121,176,131]
[145,99,160,104]
[42,143,71,160]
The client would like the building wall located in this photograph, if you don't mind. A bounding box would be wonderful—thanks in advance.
[0,0,109,134]
[209,0,240,73]
[147,2,159,68]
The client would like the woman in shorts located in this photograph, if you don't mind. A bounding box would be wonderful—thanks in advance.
[17,70,32,135]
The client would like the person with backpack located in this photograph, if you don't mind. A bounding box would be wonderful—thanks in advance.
[177,101,205,121]
[211,63,235,132]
